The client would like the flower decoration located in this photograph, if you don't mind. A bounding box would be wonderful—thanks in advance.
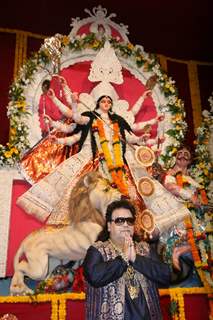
[0,32,186,168]
[34,262,85,295]
[92,118,128,195]
[190,95,213,198]
[35,265,75,294]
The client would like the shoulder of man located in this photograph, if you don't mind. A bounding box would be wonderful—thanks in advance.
[92,240,106,250]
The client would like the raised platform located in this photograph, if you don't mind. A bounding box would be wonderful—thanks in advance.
[0,288,211,320]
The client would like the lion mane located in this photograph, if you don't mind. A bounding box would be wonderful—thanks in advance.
[68,171,105,227]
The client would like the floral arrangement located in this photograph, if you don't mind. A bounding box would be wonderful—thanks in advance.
[186,93,213,290]
[185,215,213,289]
[0,32,187,168]
[0,287,210,320]
[34,263,85,295]
[92,118,128,195]
[190,94,213,199]
[34,269,74,294]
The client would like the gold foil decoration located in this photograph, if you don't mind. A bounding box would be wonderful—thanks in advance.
[137,177,155,197]
[135,146,155,167]
[43,34,63,73]
[136,209,155,234]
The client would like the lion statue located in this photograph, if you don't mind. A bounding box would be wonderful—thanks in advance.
[10,171,121,295]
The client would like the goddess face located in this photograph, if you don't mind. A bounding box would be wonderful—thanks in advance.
[98,96,112,113]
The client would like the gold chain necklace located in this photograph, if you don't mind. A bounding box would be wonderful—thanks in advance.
[108,239,140,299]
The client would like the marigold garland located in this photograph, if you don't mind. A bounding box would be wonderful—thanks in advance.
[160,287,212,320]
[92,118,128,195]
[0,289,212,319]
[185,216,213,290]
[0,292,85,320]
[58,296,66,320]
[177,292,185,320]
[175,173,208,205]
[51,296,58,320]
[170,291,179,320]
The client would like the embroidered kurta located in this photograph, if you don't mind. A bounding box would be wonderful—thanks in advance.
[83,240,172,320]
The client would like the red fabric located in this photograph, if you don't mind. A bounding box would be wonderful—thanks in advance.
[66,300,85,320]
[6,180,44,276]
[72,267,85,293]
[38,74,73,133]
[38,93,63,133]
[0,302,51,320]
[184,294,210,320]
[160,295,172,320]
[0,295,210,320]
[159,294,210,320]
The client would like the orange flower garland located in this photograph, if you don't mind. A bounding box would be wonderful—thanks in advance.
[199,189,208,205]
[184,216,212,289]
[176,172,184,188]
[175,172,208,205]
[185,217,201,265]
[92,118,128,195]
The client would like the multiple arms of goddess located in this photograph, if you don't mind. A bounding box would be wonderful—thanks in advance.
[127,90,165,147]
[45,77,165,149]
[44,76,82,146]
[44,114,80,146]
[71,92,90,125]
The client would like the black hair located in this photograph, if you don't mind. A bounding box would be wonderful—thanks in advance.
[105,199,136,222]
[97,199,138,242]
[41,79,50,93]
[73,100,133,163]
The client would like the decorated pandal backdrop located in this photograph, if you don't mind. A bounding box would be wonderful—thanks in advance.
[0,6,212,320]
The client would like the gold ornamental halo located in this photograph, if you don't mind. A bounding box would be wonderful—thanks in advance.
[135,146,155,167]
[136,209,155,234]
[137,176,155,197]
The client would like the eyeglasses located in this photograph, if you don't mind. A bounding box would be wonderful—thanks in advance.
[110,217,135,226]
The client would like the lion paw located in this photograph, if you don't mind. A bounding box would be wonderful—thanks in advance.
[10,282,33,295]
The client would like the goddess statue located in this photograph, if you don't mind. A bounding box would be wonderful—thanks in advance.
[17,42,189,241]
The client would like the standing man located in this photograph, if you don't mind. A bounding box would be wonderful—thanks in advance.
[83,199,192,320]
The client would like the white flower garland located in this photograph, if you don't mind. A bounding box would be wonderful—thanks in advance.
[190,92,213,199]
